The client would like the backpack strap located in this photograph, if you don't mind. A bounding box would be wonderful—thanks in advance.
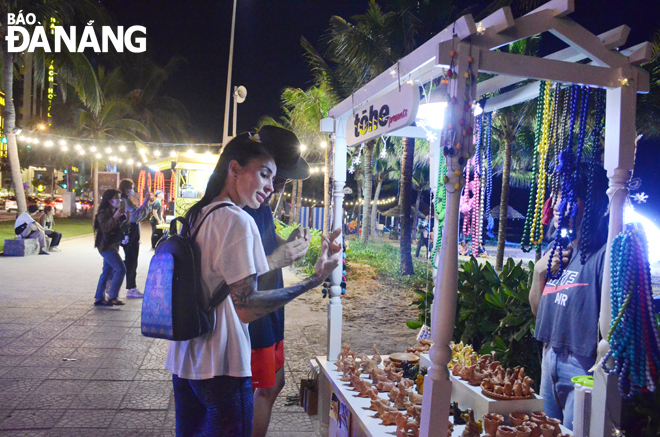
[188,202,233,315]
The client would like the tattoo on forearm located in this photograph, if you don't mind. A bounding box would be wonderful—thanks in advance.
[229,274,321,320]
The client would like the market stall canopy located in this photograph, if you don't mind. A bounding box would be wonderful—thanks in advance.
[381,204,417,217]
[490,205,525,220]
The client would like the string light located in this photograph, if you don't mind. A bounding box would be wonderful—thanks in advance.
[59,140,66,146]
[45,141,53,147]
[119,145,126,152]
[105,147,112,153]
[90,146,97,152]
[61,146,68,151]
[154,150,161,157]
[320,141,327,148]
[170,151,177,157]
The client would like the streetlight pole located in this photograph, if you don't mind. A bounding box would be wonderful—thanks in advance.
[222,0,238,146]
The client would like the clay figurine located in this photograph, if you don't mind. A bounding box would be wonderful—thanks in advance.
[376,380,395,392]
[482,412,504,436]
[495,425,518,437]
[406,389,423,405]
[509,413,529,427]
[372,344,382,365]
[395,412,419,437]
[461,409,483,437]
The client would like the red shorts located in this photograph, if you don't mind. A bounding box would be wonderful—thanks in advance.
[251,340,285,389]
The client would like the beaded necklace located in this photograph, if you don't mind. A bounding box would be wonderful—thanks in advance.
[529,82,554,246]
[485,112,493,237]
[545,84,579,280]
[579,89,606,264]
[551,87,570,206]
[521,81,549,252]
[602,226,660,398]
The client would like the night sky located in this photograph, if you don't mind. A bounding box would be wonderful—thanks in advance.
[101,0,659,224]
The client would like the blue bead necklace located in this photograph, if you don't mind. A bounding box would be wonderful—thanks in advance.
[546,84,579,279]
[579,89,605,264]
[602,226,660,398]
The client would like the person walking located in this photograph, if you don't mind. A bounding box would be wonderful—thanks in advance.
[119,179,152,299]
[150,190,165,250]
[39,205,62,252]
[165,133,341,437]
[93,189,130,306]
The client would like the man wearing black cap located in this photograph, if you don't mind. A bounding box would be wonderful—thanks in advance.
[244,126,311,437]
[149,190,165,250]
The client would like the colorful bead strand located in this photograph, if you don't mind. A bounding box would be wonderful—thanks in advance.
[603,226,660,398]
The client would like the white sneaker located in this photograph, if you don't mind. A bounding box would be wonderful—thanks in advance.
[126,288,144,298]
[49,247,61,252]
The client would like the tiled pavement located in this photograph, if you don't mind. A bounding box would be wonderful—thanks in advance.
[0,225,321,436]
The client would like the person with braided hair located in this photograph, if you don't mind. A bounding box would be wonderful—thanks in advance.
[529,162,609,430]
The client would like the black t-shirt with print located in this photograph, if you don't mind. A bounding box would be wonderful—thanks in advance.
[534,244,607,358]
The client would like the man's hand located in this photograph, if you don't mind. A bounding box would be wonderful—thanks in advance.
[267,237,309,271]
[314,237,341,281]
[287,226,310,243]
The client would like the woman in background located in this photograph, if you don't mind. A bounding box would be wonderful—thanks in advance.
[93,189,130,306]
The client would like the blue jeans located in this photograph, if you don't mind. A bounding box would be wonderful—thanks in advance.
[540,345,595,430]
[172,374,253,437]
[95,250,126,301]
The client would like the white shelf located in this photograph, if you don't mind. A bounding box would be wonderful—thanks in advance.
[317,356,466,437]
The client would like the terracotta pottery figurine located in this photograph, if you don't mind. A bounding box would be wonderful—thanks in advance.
[530,412,547,425]
[522,421,541,437]
[372,344,382,365]
[340,368,353,382]
[461,409,483,437]
[509,412,529,427]
[406,389,423,405]
[393,388,408,410]
[515,425,532,437]
[404,400,422,423]
[357,380,374,397]
[388,386,401,403]
[539,424,555,437]
[482,412,504,436]
[364,387,379,400]
[376,380,394,392]
[375,399,397,418]
[395,412,419,437]
[543,417,561,436]
[380,410,399,426]
[452,362,464,376]
[468,367,485,386]
[496,425,519,437]
[399,378,415,390]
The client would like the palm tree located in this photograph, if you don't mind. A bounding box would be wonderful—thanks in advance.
[0,0,106,214]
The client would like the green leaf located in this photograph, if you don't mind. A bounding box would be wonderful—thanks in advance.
[407,320,423,329]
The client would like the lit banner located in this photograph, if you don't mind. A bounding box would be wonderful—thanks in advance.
[346,82,419,147]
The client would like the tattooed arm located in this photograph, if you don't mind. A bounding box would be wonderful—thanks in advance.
[229,274,323,323]
[229,231,342,324]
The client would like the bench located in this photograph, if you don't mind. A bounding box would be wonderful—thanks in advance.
[3,237,50,256]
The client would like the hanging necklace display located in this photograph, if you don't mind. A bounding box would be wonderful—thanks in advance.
[578,89,606,264]
[602,225,660,398]
[550,86,569,206]
[520,81,550,252]
[546,85,591,280]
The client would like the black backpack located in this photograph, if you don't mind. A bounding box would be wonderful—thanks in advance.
[141,203,231,341]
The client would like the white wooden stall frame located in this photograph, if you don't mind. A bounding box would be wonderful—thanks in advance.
[318,0,651,436]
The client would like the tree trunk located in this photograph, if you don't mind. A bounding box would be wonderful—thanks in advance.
[360,142,374,244]
[495,139,513,270]
[4,48,27,215]
[273,192,284,220]
[370,177,383,239]
[400,137,415,276]
[295,179,303,226]
[23,52,33,121]
[323,143,331,235]
[289,181,298,225]
[92,160,99,218]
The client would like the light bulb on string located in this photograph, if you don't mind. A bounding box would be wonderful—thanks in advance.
[33,139,39,144]
[75,144,81,150]
[320,141,327,148]
[59,140,66,146]
[118,158,123,163]
[90,146,97,152]
[95,153,102,159]
[19,136,25,141]
[45,141,53,147]
[61,146,68,151]
[78,150,85,156]
[127,159,134,165]
[137,162,142,167]
[105,147,112,154]
[154,150,161,157]
[300,144,307,152]
[119,145,126,152]
[170,150,176,157]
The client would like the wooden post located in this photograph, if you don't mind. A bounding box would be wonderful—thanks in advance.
[589,83,637,437]
[420,40,478,437]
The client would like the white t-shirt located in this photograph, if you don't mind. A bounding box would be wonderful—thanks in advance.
[164,201,269,379]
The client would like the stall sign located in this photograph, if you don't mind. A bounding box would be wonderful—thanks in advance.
[346,82,419,147]
[98,172,120,193]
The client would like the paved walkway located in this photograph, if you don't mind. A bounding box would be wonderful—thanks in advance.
[0,225,320,436]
